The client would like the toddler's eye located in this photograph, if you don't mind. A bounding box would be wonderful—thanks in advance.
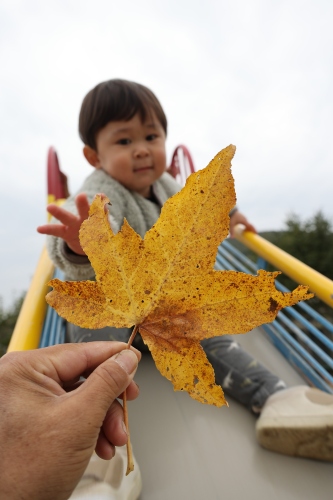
[118,138,131,145]
[146,134,157,141]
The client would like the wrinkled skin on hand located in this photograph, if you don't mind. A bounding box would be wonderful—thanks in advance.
[0,342,140,500]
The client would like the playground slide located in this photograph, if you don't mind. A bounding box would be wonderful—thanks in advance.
[7,147,333,500]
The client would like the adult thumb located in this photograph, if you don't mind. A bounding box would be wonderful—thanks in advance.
[77,349,139,418]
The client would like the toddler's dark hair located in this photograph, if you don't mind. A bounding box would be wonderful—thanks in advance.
[79,79,167,150]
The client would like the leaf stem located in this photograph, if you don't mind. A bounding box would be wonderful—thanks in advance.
[127,324,139,347]
[123,389,134,475]
[123,324,139,475]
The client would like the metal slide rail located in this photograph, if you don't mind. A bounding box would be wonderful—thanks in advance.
[39,267,66,347]
[217,236,333,394]
[7,247,55,351]
[167,145,195,187]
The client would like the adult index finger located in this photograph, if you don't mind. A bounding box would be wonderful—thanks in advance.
[2,342,141,385]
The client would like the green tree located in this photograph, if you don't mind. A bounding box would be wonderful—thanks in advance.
[269,211,333,320]
[0,294,25,356]
[274,211,333,280]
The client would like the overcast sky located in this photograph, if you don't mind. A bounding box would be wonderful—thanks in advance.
[1,0,333,308]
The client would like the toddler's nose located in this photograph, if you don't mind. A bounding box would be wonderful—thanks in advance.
[134,144,149,158]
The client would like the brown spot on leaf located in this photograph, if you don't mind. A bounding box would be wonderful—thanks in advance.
[269,298,279,313]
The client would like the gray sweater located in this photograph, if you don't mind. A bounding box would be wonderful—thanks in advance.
[46,169,182,281]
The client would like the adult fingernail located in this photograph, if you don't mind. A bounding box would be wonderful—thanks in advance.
[112,350,138,374]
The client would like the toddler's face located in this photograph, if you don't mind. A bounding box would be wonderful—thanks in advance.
[93,112,166,197]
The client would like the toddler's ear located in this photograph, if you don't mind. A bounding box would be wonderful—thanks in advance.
[83,146,102,169]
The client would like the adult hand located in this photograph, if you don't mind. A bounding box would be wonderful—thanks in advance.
[229,210,257,238]
[0,342,140,500]
[37,192,91,255]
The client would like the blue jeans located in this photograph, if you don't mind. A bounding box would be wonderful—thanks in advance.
[67,324,285,413]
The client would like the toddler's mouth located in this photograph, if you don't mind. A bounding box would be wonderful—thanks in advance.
[134,166,153,172]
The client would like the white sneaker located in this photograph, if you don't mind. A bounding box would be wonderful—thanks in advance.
[70,446,142,499]
[256,386,333,461]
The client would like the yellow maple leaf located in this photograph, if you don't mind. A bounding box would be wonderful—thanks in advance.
[47,144,312,407]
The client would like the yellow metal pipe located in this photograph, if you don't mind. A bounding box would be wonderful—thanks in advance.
[234,225,333,308]
[7,246,54,352]
[8,198,65,352]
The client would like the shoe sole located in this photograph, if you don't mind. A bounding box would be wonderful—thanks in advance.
[256,423,333,462]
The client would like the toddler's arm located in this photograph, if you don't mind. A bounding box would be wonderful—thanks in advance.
[37,192,90,255]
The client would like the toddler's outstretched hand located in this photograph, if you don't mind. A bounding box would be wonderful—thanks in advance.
[229,210,257,239]
[37,192,90,255]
